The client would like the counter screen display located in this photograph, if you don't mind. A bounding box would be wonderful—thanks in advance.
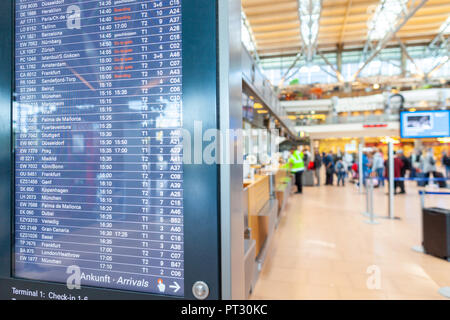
[14,0,184,297]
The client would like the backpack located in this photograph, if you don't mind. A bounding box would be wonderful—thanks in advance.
[444,155,450,167]
[430,157,436,166]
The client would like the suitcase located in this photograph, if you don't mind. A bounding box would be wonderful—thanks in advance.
[302,170,315,187]
[417,172,427,187]
[422,207,450,260]
[434,172,447,188]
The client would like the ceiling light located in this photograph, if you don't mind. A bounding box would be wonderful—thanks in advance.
[299,66,309,73]
[309,65,320,73]
[381,136,400,145]
[438,137,450,143]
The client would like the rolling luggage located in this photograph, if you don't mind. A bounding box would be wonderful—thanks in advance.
[417,172,427,187]
[434,172,447,188]
[422,207,450,261]
[302,170,315,187]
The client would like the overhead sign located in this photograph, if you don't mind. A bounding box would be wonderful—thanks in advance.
[363,124,388,128]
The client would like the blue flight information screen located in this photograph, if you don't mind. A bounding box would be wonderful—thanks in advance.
[400,110,450,138]
[14,0,184,297]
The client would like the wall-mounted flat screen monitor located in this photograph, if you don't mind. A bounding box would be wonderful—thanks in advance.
[400,110,450,138]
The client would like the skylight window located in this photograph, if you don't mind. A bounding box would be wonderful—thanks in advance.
[367,0,408,41]
[241,11,257,54]
[439,16,450,34]
[298,0,322,60]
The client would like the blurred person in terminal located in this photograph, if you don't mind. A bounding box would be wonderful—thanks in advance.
[442,150,450,179]
[332,150,339,164]
[362,149,372,186]
[399,150,412,180]
[335,157,346,187]
[343,152,353,177]
[422,148,437,185]
[323,151,335,185]
[391,150,406,194]
[303,146,312,166]
[288,146,305,194]
[313,150,322,186]
[351,161,359,183]
[372,148,385,188]
[410,149,422,179]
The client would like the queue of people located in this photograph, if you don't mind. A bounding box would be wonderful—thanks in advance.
[305,150,355,187]
[286,146,449,195]
[340,147,447,194]
[359,147,444,194]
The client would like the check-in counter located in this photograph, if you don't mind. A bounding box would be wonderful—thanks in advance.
[243,168,293,296]
[243,187,256,298]
[274,168,292,216]
[244,175,270,257]
[244,238,256,299]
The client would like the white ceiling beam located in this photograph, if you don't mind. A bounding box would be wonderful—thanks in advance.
[298,0,324,61]
[318,52,345,82]
[352,0,428,80]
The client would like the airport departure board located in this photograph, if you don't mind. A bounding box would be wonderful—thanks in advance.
[14,0,184,297]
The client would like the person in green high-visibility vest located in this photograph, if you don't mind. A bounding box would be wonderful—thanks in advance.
[288,146,305,194]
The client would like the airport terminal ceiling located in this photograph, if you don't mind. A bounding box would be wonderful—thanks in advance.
[242,0,450,56]
[242,0,450,88]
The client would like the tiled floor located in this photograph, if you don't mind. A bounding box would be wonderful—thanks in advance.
[250,180,450,300]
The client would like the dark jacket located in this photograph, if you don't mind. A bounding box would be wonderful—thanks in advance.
[323,154,334,169]
[444,155,450,167]
[400,155,411,177]
[314,154,322,169]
